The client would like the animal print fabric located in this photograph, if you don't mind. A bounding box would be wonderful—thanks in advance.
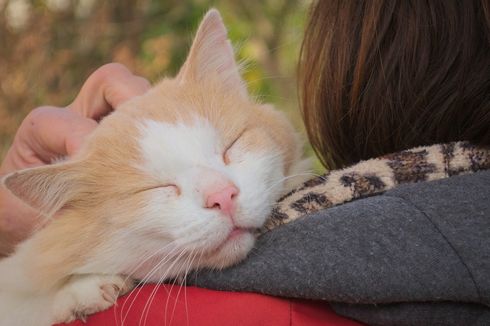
[261,142,490,233]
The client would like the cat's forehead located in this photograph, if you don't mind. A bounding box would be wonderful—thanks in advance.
[85,78,296,176]
[119,78,251,130]
[137,117,224,175]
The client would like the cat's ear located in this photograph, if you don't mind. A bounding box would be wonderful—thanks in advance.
[1,162,83,217]
[177,9,247,97]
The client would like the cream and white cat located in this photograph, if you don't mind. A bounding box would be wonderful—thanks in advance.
[0,9,306,326]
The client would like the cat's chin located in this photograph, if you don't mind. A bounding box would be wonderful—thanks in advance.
[202,231,256,269]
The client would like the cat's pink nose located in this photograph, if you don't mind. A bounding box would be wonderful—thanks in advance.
[205,185,239,217]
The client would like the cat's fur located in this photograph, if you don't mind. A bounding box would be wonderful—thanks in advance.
[0,10,307,326]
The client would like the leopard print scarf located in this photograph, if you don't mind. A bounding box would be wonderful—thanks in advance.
[261,141,490,233]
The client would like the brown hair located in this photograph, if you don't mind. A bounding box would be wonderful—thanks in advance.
[299,0,490,169]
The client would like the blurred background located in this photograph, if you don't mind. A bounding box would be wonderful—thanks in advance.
[0,0,316,167]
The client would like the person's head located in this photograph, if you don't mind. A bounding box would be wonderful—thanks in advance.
[300,0,490,169]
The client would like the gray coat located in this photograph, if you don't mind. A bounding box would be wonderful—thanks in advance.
[190,170,490,326]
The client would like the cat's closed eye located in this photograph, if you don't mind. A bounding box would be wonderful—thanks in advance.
[135,184,180,195]
[223,129,247,165]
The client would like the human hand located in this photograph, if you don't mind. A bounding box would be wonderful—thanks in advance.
[0,63,150,256]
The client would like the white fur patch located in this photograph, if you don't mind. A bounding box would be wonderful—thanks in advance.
[117,116,286,275]
[77,116,286,282]
[138,118,225,179]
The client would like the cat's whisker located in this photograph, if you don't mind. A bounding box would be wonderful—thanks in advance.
[183,249,200,326]
[117,244,176,321]
[141,271,168,326]
[140,281,164,326]
[191,247,206,286]
[181,249,199,325]
[159,249,189,326]
[141,271,170,326]
[122,244,183,326]
[139,247,188,326]
[163,278,178,326]
[133,245,182,287]
[165,277,181,326]
[152,258,187,326]
[121,241,177,289]
[133,247,188,326]
[260,151,307,168]
[168,248,197,326]
[264,171,323,193]
[114,245,174,326]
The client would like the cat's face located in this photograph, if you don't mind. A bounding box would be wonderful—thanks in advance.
[79,83,300,274]
[3,10,305,278]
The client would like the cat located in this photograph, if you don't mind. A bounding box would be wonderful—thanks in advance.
[0,9,307,326]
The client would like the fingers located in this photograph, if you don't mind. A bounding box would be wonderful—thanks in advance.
[17,106,98,164]
[67,63,151,120]
[1,63,149,174]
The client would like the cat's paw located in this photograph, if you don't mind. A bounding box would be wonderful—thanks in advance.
[52,274,134,324]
